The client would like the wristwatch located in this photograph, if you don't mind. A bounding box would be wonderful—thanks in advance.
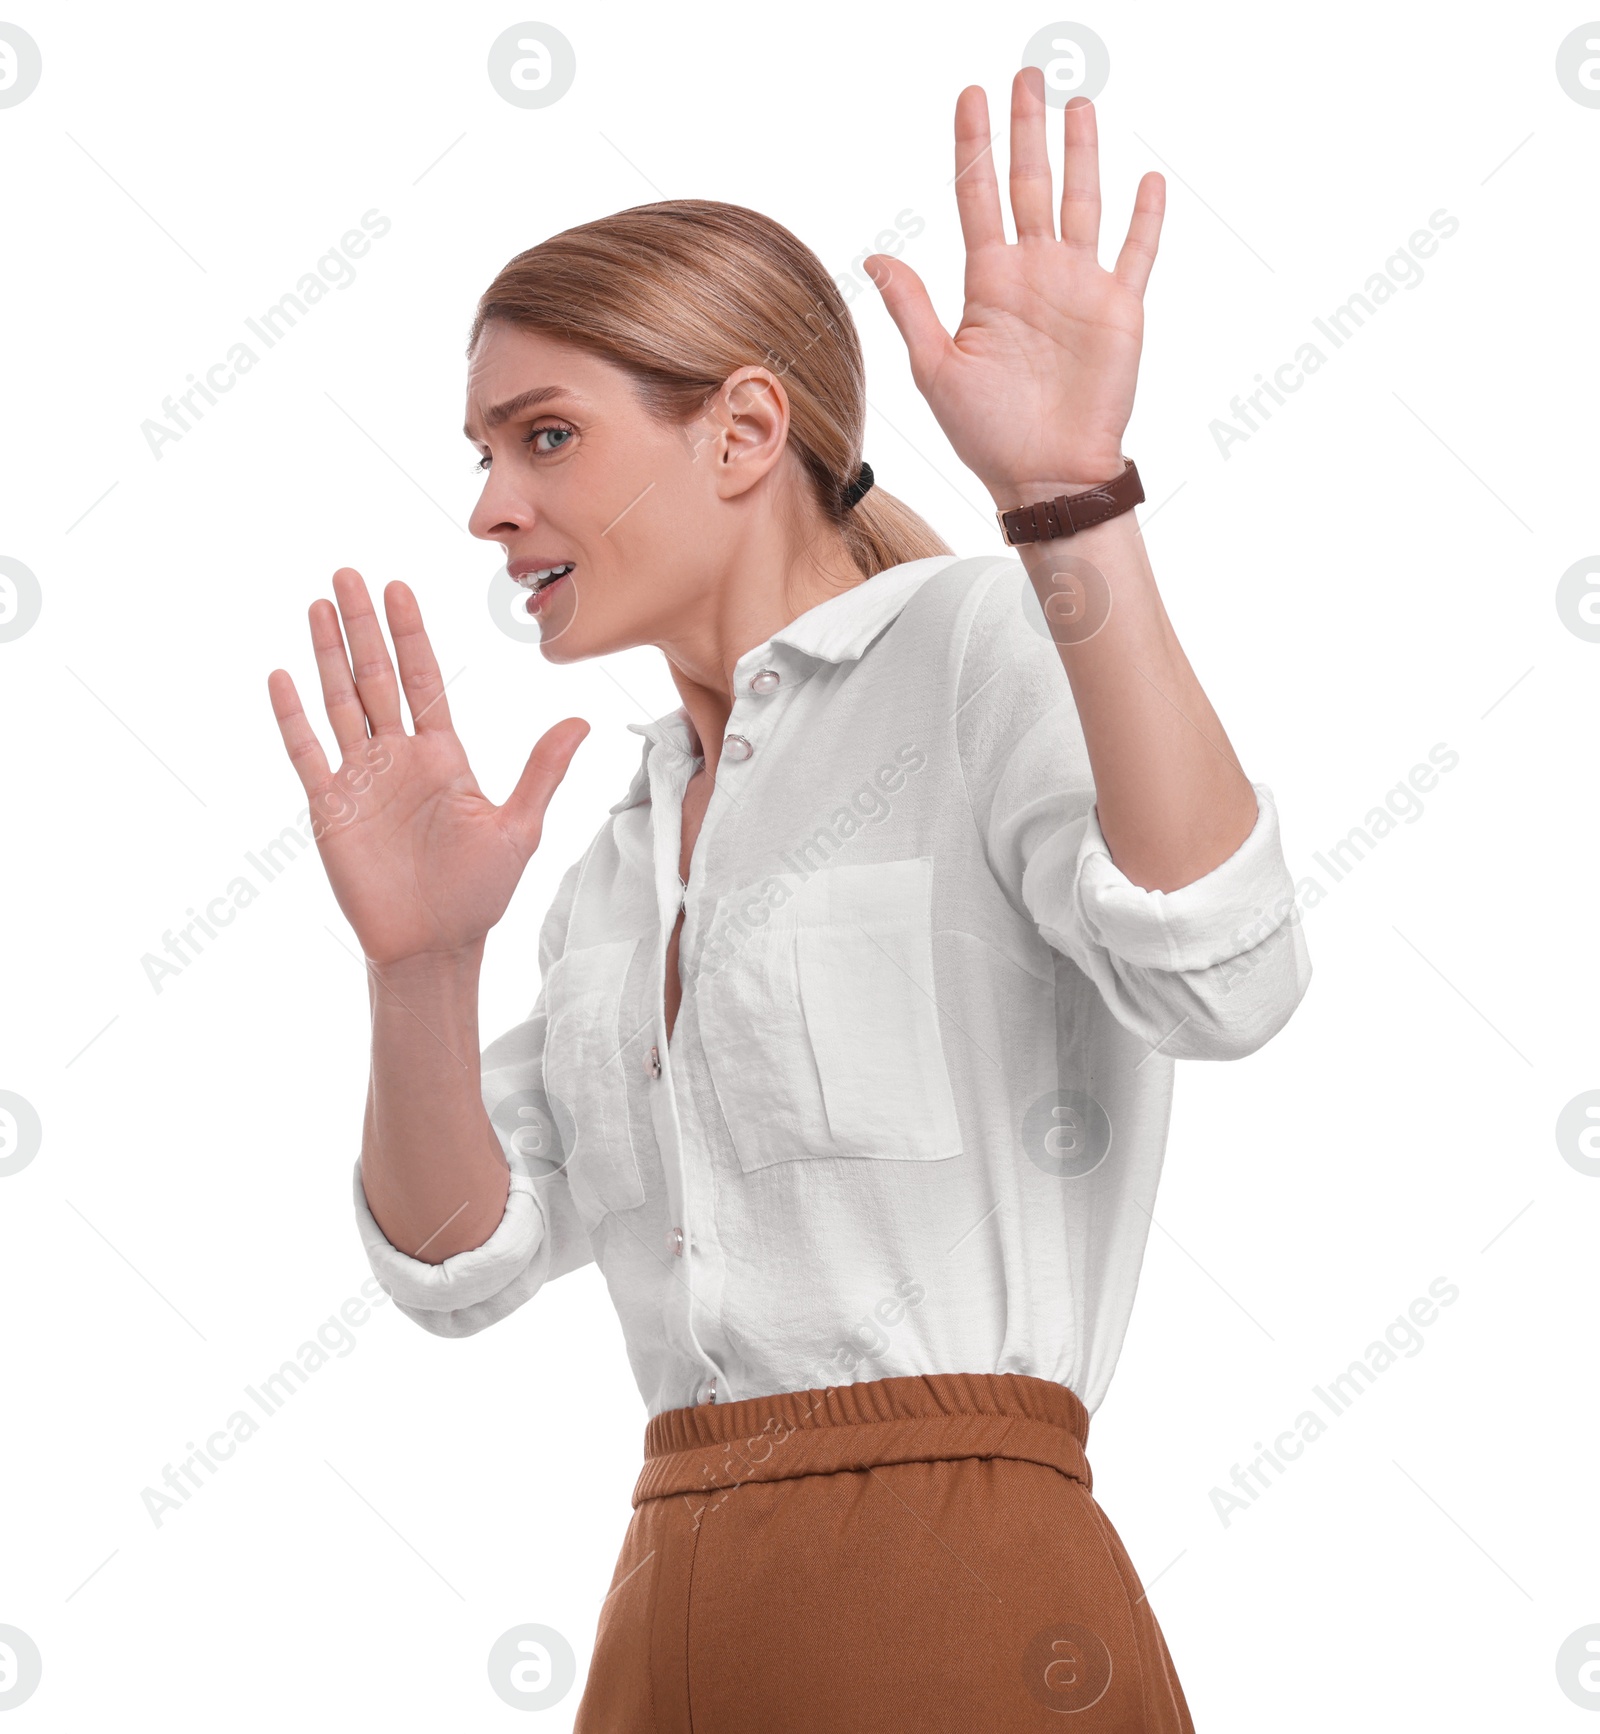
[994,458,1145,545]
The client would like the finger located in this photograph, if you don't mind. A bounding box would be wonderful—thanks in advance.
[1059,96,1102,253]
[952,84,1006,254]
[1113,171,1166,298]
[862,255,954,395]
[1008,67,1056,240]
[266,667,333,797]
[309,594,374,756]
[331,567,405,736]
[498,717,591,859]
[383,580,454,734]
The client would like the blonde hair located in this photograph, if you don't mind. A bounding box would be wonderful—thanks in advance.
[466,199,953,582]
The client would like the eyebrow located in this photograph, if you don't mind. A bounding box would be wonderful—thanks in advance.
[462,385,575,443]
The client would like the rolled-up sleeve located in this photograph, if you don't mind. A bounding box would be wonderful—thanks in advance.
[353,1159,554,1336]
[957,566,1312,1060]
[353,854,597,1335]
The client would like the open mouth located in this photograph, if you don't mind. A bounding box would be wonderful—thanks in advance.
[516,561,575,613]
[516,561,575,593]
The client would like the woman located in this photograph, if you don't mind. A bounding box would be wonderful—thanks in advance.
[268,73,1310,1732]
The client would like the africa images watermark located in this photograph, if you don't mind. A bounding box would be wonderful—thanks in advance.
[832,207,925,306]
[1209,208,1460,460]
[695,740,931,978]
[1208,1276,1459,1527]
[140,208,393,460]
[1215,741,1460,995]
[140,739,394,993]
[679,1274,928,1530]
[140,1276,390,1528]
[801,1275,927,1394]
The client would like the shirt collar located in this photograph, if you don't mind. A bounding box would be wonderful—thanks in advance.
[760,552,965,665]
[611,552,970,813]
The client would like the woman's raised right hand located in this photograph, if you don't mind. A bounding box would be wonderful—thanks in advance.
[266,567,588,969]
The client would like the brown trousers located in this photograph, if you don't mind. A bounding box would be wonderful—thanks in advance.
[574,1371,1194,1732]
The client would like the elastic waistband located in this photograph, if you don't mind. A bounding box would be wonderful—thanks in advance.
[633,1371,1091,1509]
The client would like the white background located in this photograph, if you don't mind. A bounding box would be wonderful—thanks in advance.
[2,0,1596,1727]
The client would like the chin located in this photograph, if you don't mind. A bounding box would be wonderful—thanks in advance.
[536,589,662,662]
[534,626,592,664]
[535,618,637,664]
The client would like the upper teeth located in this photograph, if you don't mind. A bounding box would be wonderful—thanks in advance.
[520,562,574,589]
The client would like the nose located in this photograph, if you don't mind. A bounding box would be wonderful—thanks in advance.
[467,467,534,546]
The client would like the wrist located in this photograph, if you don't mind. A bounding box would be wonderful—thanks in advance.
[369,941,486,996]
[983,453,1127,509]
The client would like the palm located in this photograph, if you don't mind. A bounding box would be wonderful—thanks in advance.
[308,730,516,963]
[869,74,1163,492]
[268,570,587,969]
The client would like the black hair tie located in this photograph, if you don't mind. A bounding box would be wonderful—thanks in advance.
[840,460,874,511]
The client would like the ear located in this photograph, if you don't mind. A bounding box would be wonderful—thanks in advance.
[706,365,792,501]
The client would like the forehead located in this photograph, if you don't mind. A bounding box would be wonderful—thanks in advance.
[463,325,608,435]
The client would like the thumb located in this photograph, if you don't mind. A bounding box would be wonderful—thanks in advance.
[862,254,952,393]
[499,716,590,859]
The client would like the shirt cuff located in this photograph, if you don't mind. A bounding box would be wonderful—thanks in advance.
[1072,781,1297,973]
[351,1154,548,1315]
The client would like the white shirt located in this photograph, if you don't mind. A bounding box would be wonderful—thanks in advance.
[353,553,1312,1418]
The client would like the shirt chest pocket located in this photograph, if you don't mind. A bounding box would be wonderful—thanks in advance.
[696,856,963,1172]
[542,937,649,1228]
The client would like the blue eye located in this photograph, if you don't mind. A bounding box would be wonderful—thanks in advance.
[473,422,575,472]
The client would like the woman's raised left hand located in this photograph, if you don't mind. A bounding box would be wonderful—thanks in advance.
[866,71,1164,500]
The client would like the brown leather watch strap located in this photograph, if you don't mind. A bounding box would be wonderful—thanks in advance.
[995,458,1144,545]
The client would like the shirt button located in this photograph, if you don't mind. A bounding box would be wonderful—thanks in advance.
[696,1374,719,1404]
[722,733,754,762]
[669,1226,685,1256]
[750,668,781,695]
[645,1044,661,1079]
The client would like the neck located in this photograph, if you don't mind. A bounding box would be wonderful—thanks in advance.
[661,516,863,772]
